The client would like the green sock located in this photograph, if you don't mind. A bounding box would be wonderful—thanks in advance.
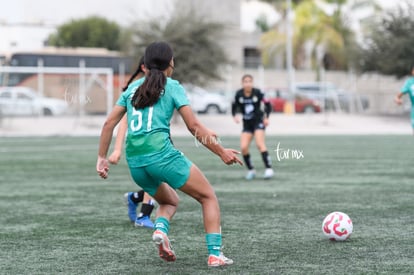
[154,217,169,234]
[206,233,222,257]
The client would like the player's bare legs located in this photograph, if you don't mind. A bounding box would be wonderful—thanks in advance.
[151,183,179,262]
[150,164,222,234]
[254,129,267,152]
[240,132,253,155]
[143,193,153,204]
[179,164,233,266]
[179,165,220,233]
[152,184,179,220]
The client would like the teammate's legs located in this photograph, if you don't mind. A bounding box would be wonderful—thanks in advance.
[124,190,145,222]
[135,192,155,228]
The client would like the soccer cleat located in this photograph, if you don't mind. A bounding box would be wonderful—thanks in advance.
[123,192,138,223]
[135,215,154,229]
[245,169,256,180]
[152,230,176,262]
[263,168,274,179]
[207,253,234,267]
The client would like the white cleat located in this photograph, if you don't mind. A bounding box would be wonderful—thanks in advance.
[207,253,234,267]
[263,168,274,179]
[152,230,176,262]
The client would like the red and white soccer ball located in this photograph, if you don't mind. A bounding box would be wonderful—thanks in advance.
[322,211,353,241]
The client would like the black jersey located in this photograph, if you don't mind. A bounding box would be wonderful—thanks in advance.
[231,88,271,121]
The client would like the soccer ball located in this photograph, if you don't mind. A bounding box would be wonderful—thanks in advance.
[322,211,353,241]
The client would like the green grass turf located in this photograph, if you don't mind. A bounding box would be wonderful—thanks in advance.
[0,135,413,275]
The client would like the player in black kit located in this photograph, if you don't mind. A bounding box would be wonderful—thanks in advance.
[231,74,274,180]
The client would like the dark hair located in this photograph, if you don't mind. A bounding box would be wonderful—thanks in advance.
[122,56,145,92]
[131,42,173,109]
[242,74,253,81]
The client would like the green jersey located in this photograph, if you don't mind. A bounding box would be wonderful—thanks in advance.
[400,77,414,105]
[116,77,190,167]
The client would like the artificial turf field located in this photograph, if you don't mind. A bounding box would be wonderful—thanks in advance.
[0,135,413,275]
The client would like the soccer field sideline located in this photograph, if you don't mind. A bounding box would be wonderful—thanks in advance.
[0,113,412,137]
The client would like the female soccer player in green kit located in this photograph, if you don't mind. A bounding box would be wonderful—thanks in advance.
[395,66,414,135]
[97,42,242,267]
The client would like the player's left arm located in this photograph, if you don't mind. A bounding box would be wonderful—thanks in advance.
[260,90,272,126]
[97,105,126,179]
[179,105,243,166]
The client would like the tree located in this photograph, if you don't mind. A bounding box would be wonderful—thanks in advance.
[260,0,345,70]
[357,2,414,78]
[258,0,380,71]
[324,0,382,70]
[47,16,122,51]
[126,6,231,86]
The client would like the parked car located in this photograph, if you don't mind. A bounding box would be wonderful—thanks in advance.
[265,88,321,113]
[293,82,369,112]
[183,84,229,114]
[0,86,68,116]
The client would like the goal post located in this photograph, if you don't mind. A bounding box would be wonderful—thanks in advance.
[0,65,115,115]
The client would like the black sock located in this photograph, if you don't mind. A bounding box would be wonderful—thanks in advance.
[243,154,254,170]
[261,151,272,168]
[139,203,154,217]
[130,190,144,204]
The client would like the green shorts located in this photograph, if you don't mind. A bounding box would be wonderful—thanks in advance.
[128,148,192,196]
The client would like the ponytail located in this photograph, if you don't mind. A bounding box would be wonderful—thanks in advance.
[130,42,173,109]
[131,68,166,109]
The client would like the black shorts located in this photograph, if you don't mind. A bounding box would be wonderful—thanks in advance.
[242,119,265,133]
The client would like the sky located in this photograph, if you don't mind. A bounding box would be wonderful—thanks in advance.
[0,0,171,26]
[0,0,173,51]
[0,0,405,52]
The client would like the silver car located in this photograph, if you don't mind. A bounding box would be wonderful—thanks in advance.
[0,87,68,116]
[293,82,369,112]
[183,84,229,114]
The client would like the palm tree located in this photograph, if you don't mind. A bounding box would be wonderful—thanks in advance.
[259,0,343,70]
[258,0,381,72]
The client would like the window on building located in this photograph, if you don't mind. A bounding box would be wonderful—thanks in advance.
[244,47,261,68]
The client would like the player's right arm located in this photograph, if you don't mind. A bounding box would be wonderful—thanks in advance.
[97,105,126,179]
[394,92,404,105]
[396,79,411,105]
[178,105,243,166]
[108,114,127,164]
[232,92,240,123]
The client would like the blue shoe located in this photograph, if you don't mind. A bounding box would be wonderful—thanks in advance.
[123,192,138,223]
[135,215,154,229]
